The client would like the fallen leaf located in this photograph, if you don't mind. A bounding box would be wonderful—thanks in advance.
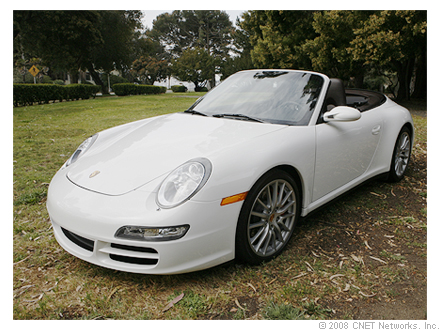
[14,284,35,298]
[351,254,360,262]
[364,240,372,250]
[370,192,386,199]
[292,273,308,280]
[107,286,120,301]
[369,256,387,264]
[235,298,246,311]
[13,255,31,266]
[311,251,320,258]
[247,283,257,293]
[330,274,345,281]
[162,293,184,313]
[387,240,398,247]
[304,261,314,272]
[359,291,376,298]
[23,293,44,304]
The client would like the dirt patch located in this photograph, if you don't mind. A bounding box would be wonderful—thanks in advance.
[349,284,427,319]
[206,296,261,320]
[58,306,86,319]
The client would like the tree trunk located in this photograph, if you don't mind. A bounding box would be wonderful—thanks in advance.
[411,53,427,99]
[86,62,107,94]
[354,75,364,89]
[396,58,415,101]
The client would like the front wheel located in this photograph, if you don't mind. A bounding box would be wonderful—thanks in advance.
[388,126,412,182]
[235,169,300,265]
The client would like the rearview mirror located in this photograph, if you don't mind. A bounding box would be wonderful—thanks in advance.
[323,106,361,122]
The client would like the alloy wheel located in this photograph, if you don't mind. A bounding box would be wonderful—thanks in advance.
[394,131,411,177]
[247,179,297,257]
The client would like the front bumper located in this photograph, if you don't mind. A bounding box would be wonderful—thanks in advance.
[47,171,241,274]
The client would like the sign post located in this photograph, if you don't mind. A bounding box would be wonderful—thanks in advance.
[28,65,40,84]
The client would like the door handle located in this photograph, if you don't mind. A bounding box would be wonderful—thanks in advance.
[372,125,381,135]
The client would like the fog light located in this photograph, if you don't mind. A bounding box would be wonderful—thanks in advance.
[115,225,189,241]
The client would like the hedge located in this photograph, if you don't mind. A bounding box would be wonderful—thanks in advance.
[112,83,166,96]
[64,84,101,101]
[13,84,101,107]
[171,85,188,93]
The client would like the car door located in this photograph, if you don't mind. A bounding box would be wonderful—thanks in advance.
[312,109,383,202]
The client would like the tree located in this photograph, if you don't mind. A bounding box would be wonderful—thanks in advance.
[349,10,427,100]
[151,10,233,57]
[87,10,143,91]
[127,29,171,84]
[301,11,373,87]
[221,16,256,79]
[131,56,170,85]
[151,10,234,85]
[13,10,143,93]
[238,10,316,69]
[172,48,214,91]
[14,11,103,82]
[240,10,427,100]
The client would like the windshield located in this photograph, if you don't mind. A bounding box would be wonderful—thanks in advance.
[187,70,324,126]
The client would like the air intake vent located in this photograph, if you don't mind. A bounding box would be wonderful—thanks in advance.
[61,227,94,252]
[110,243,157,254]
[109,254,158,265]
[108,243,159,265]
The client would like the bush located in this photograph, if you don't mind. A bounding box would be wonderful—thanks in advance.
[112,83,166,96]
[171,85,187,93]
[13,83,101,106]
[13,84,63,106]
[41,75,53,84]
[64,84,100,101]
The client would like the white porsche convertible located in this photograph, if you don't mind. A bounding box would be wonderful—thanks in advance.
[47,69,413,274]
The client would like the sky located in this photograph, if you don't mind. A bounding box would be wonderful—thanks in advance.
[142,10,245,30]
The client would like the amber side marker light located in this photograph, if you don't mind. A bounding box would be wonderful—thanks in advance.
[221,192,248,206]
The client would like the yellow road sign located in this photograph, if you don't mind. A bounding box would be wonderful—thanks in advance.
[29,65,40,77]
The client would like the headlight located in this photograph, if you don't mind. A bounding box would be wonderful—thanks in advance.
[157,158,212,208]
[62,134,98,168]
[115,225,190,241]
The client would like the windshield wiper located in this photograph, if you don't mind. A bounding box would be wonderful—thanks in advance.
[212,113,265,123]
[184,109,208,116]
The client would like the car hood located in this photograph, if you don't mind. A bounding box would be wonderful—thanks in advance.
[66,113,286,195]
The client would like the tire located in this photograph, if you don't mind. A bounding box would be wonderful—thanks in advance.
[235,169,300,265]
[388,126,412,182]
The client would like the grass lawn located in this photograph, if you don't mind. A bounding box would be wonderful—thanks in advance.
[13,95,427,320]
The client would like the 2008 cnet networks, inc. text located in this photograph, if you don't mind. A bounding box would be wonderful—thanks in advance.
[318,321,438,330]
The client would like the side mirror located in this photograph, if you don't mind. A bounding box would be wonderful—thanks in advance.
[323,106,361,122]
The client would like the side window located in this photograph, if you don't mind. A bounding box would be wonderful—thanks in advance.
[317,78,347,124]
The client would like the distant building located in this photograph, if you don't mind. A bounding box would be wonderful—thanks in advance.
[154,74,222,91]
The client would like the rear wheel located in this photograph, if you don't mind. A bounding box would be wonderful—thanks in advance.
[388,126,412,182]
[235,169,300,265]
